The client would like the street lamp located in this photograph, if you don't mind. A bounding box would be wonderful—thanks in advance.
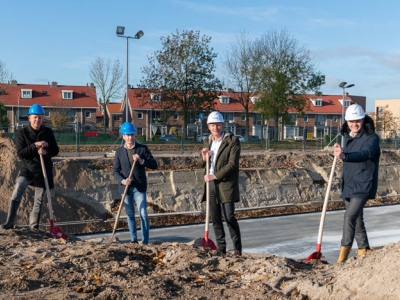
[339,82,354,146]
[116,26,144,123]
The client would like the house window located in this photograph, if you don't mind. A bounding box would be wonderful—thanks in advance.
[250,96,260,104]
[315,114,326,126]
[315,100,322,106]
[85,111,91,119]
[19,108,29,118]
[218,96,230,104]
[241,114,246,121]
[333,116,338,122]
[303,115,308,122]
[68,109,76,118]
[174,113,179,120]
[62,90,73,99]
[221,112,233,122]
[113,115,121,121]
[150,93,161,102]
[137,112,143,119]
[21,89,32,98]
[44,109,50,117]
[344,100,350,107]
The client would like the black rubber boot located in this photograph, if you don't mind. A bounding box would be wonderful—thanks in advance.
[0,200,21,230]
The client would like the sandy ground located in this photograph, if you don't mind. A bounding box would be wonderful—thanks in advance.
[2,134,400,299]
[0,229,399,299]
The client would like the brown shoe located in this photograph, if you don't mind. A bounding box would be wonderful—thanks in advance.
[233,249,242,256]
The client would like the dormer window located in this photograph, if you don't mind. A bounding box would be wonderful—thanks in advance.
[218,96,230,104]
[150,93,161,102]
[339,99,351,107]
[250,96,260,104]
[310,98,322,106]
[62,90,73,99]
[21,89,33,98]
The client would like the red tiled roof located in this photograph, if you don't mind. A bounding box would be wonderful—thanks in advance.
[126,88,365,114]
[107,102,123,114]
[0,82,99,108]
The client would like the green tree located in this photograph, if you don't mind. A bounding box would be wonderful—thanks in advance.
[223,31,259,141]
[89,57,124,133]
[253,29,325,141]
[139,29,223,139]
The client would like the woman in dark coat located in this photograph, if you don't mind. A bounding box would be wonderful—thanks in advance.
[333,104,380,263]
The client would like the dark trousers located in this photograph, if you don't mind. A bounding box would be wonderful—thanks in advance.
[341,197,370,249]
[209,181,242,251]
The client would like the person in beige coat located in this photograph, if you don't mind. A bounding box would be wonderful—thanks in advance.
[198,111,242,256]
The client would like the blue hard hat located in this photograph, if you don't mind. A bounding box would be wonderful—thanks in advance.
[120,122,137,135]
[28,104,45,115]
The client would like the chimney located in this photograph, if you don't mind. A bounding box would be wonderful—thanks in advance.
[10,80,17,86]
[226,88,234,93]
[90,82,95,89]
[51,81,58,88]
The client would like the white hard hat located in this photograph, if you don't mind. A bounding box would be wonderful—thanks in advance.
[345,104,365,121]
[207,111,224,124]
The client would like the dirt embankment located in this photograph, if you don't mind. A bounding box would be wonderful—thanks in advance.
[2,135,400,299]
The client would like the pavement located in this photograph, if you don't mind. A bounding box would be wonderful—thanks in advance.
[77,204,400,264]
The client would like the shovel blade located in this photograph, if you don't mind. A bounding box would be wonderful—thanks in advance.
[200,237,217,250]
[305,251,322,262]
[50,225,67,240]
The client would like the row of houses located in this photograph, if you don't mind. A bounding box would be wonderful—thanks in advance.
[1,80,387,141]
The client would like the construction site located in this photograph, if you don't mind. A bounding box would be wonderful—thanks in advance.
[1,133,400,299]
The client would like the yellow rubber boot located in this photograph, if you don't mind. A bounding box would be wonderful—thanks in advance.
[357,248,373,256]
[337,246,352,263]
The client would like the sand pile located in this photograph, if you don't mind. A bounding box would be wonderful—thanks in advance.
[0,228,399,299]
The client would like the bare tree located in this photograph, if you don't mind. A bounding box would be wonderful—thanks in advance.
[139,30,223,139]
[369,105,399,139]
[253,29,325,141]
[89,57,124,133]
[0,60,14,127]
[223,31,259,140]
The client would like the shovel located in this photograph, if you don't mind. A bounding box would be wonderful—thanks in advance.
[40,154,67,239]
[104,160,136,244]
[305,156,337,262]
[200,153,217,250]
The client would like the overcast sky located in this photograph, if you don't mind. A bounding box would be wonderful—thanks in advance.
[2,0,400,112]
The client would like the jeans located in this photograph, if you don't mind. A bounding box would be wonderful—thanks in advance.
[12,176,45,216]
[208,181,242,251]
[341,197,370,249]
[124,186,149,244]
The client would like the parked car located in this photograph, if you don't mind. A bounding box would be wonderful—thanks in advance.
[159,134,178,141]
[235,135,246,142]
[249,135,261,142]
[197,133,210,142]
[294,136,304,141]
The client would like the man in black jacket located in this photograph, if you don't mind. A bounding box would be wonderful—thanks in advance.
[1,104,59,230]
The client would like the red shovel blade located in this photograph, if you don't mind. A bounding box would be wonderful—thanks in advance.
[49,220,67,240]
[305,251,322,262]
[200,231,217,250]
[200,237,217,250]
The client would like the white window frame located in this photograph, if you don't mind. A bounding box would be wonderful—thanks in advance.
[150,93,161,102]
[137,112,143,119]
[241,114,246,121]
[218,96,230,104]
[113,115,122,121]
[250,96,260,104]
[85,111,91,119]
[333,116,338,122]
[21,89,33,98]
[174,113,179,120]
[44,109,50,117]
[315,99,322,106]
[344,100,351,107]
[62,90,73,100]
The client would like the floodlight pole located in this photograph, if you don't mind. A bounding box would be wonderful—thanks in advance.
[339,82,355,147]
[116,27,144,123]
